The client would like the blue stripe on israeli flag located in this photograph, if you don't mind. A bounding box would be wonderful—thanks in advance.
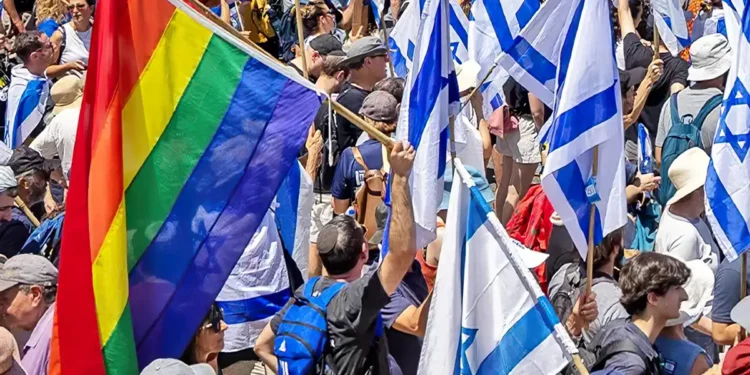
[540,0,626,258]
[705,7,750,262]
[418,159,574,375]
[652,0,691,56]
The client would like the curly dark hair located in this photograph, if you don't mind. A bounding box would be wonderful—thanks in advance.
[619,252,690,316]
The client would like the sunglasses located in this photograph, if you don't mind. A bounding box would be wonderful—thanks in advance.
[201,306,224,333]
[67,3,87,10]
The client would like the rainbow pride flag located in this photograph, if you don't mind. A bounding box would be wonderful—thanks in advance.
[49,0,322,372]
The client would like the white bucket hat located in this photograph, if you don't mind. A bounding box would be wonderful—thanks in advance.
[688,34,732,82]
[456,60,482,94]
[666,259,714,327]
[667,148,709,207]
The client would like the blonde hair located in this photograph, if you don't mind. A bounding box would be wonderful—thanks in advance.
[36,0,68,24]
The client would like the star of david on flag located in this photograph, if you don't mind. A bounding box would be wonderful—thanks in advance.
[705,6,750,261]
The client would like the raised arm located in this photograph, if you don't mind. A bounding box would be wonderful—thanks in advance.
[378,141,416,295]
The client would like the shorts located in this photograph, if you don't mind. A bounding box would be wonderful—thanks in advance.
[494,114,541,165]
[310,193,334,243]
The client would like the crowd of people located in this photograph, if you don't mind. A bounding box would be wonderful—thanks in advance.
[0,0,745,374]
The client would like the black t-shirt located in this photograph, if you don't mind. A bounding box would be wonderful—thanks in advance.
[0,219,31,258]
[272,270,391,375]
[334,83,371,152]
[544,224,578,282]
[623,33,689,145]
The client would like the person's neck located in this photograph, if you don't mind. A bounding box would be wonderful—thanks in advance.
[329,267,362,283]
[692,80,722,90]
[192,348,220,373]
[669,202,701,220]
[315,76,336,95]
[596,259,616,277]
[633,312,666,344]
[660,325,686,340]
[73,20,91,32]
[25,63,47,77]
[350,72,376,91]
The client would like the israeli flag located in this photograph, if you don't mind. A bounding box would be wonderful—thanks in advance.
[395,0,460,249]
[494,0,568,107]
[389,0,470,77]
[540,0,626,258]
[722,0,746,44]
[652,0,691,56]
[418,158,575,375]
[5,66,51,148]
[217,210,291,352]
[274,160,314,277]
[637,123,654,175]
[705,7,750,262]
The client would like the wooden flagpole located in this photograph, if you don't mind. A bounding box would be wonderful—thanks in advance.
[741,253,748,341]
[380,8,396,77]
[652,28,660,60]
[184,0,394,151]
[585,146,599,296]
[15,196,39,227]
[294,0,310,80]
[234,0,246,31]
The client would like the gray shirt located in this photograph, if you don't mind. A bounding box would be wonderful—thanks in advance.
[655,87,723,153]
[548,263,630,346]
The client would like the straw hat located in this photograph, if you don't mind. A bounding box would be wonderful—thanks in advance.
[50,75,84,116]
[0,327,25,375]
[666,148,709,207]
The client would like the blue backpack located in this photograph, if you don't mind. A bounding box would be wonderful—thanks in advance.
[657,93,722,206]
[274,276,346,375]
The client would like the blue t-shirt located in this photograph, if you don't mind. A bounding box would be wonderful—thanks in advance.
[330,139,384,201]
[712,258,750,324]
[37,18,60,37]
[381,261,428,375]
[655,336,711,375]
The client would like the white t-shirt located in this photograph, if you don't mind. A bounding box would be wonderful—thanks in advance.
[655,209,719,272]
[30,107,79,177]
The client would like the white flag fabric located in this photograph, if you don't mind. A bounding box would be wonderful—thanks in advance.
[705,8,750,261]
[217,210,290,352]
[395,0,460,248]
[418,159,573,375]
[722,0,746,44]
[274,160,314,277]
[652,0,691,56]
[540,0,626,258]
[494,0,568,107]
[389,0,470,77]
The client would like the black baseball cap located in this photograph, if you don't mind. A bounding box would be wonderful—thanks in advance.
[8,146,60,178]
[309,34,345,57]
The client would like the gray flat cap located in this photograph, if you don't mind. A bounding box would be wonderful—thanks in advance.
[0,254,58,293]
[341,36,388,67]
[359,91,398,122]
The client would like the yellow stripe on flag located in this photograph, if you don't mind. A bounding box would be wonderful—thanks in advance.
[91,202,129,345]
[121,10,213,188]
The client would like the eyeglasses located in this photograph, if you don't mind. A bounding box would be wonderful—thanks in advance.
[67,3,87,10]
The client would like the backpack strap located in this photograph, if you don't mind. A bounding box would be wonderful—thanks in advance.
[351,147,369,173]
[592,338,658,373]
[691,94,723,130]
[302,277,346,310]
[669,93,680,126]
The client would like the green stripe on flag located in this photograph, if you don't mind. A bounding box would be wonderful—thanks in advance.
[125,36,250,270]
[101,304,139,375]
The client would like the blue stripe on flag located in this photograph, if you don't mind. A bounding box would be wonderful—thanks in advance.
[663,16,692,47]
[515,0,540,30]
[218,288,291,324]
[547,84,618,151]
[474,298,556,374]
[706,161,750,255]
[408,0,450,148]
[10,80,46,147]
[555,0,585,93]
[553,161,603,245]
[449,5,469,45]
[481,0,515,50]
[508,38,557,86]
[276,162,302,254]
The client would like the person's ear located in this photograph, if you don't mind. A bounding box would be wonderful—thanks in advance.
[312,51,321,62]
[30,285,44,306]
[396,103,401,113]
[646,291,660,307]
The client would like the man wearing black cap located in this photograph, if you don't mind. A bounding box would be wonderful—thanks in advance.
[255,141,417,375]
[328,36,390,153]
[288,34,345,82]
[9,146,61,221]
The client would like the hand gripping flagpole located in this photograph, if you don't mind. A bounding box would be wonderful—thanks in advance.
[453,157,589,375]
